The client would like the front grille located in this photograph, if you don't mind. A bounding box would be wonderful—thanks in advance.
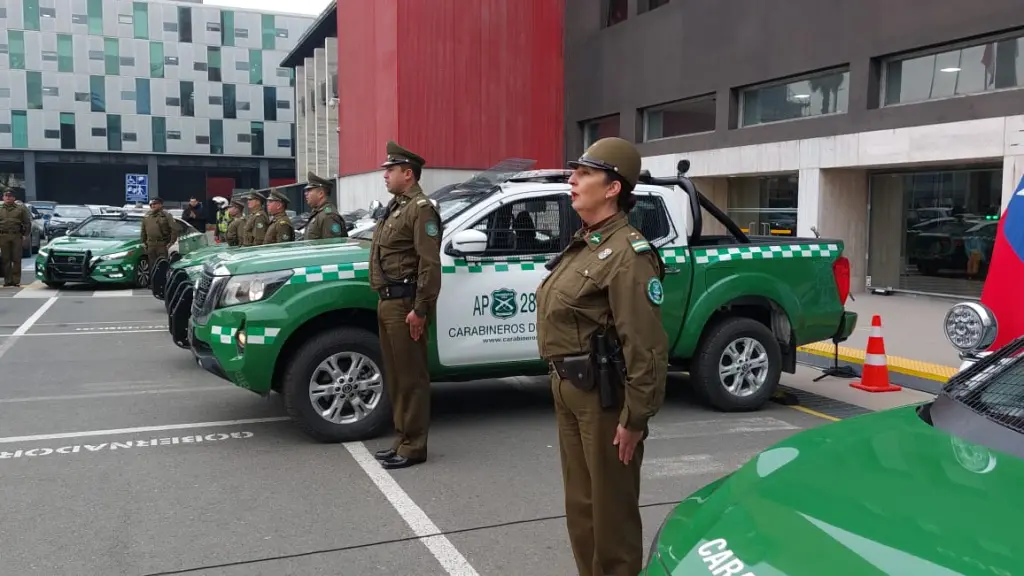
[48,251,89,280]
[191,270,222,323]
[194,272,213,310]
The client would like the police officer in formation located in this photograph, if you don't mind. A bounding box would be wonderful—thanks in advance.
[303,172,348,239]
[369,141,443,470]
[243,190,270,246]
[140,197,178,267]
[0,188,32,287]
[262,189,295,244]
[224,198,246,247]
[536,137,668,576]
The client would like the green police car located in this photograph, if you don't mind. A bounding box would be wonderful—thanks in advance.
[35,212,208,289]
[642,334,1024,576]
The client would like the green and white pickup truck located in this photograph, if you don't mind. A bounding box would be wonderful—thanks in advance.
[183,161,858,442]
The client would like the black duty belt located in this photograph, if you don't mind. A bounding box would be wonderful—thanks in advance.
[378,284,416,300]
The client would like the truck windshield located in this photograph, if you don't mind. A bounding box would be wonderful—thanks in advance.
[349,185,490,240]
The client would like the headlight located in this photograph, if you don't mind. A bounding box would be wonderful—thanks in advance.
[944,302,998,352]
[91,249,134,265]
[217,270,293,308]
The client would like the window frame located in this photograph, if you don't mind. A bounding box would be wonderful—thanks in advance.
[461,193,575,260]
[640,93,717,142]
[736,67,851,128]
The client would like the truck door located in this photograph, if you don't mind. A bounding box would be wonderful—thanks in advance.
[435,191,573,367]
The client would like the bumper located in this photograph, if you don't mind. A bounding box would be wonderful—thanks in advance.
[833,310,858,342]
[36,253,138,284]
[188,305,285,395]
[189,321,231,382]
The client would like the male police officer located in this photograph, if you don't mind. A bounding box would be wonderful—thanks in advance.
[141,197,178,267]
[243,190,270,246]
[0,188,32,287]
[303,172,348,239]
[263,189,295,244]
[369,141,442,470]
[225,198,246,247]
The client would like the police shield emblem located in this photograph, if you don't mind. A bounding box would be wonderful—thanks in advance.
[331,223,342,234]
[489,288,518,319]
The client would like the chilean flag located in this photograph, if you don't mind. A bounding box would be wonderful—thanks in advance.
[981,173,1024,350]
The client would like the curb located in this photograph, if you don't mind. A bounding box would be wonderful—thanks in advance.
[797,341,957,382]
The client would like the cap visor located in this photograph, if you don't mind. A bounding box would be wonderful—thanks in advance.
[567,159,604,170]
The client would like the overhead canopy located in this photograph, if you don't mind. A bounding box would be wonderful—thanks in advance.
[279,0,338,69]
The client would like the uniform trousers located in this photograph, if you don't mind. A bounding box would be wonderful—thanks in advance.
[377,297,431,460]
[0,234,24,285]
[552,372,645,576]
[146,243,169,268]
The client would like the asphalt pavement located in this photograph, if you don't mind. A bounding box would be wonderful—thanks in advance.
[0,284,856,576]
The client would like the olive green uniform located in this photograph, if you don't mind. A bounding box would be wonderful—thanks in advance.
[303,172,348,240]
[536,138,669,576]
[225,215,244,246]
[0,200,32,286]
[244,209,270,246]
[263,190,294,244]
[369,142,442,464]
[140,208,178,266]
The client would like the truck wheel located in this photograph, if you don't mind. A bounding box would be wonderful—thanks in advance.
[692,317,781,412]
[282,327,392,443]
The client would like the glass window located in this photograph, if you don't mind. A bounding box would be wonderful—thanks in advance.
[727,174,799,237]
[263,87,277,121]
[57,34,74,72]
[106,114,122,151]
[581,115,619,149]
[883,35,1024,106]
[118,14,132,25]
[207,46,221,82]
[470,196,567,257]
[642,95,716,141]
[59,112,76,150]
[251,121,264,156]
[177,6,192,43]
[152,116,167,153]
[601,0,627,28]
[180,81,195,117]
[12,111,28,149]
[89,75,105,112]
[740,69,850,127]
[150,42,164,78]
[87,0,103,35]
[9,30,25,70]
[261,14,276,49]
[26,71,43,110]
[23,0,40,30]
[133,2,148,39]
[638,0,670,13]
[868,168,1002,299]
[210,119,224,154]
[249,49,263,84]
[135,78,151,115]
[220,11,234,47]
[223,84,237,118]
[104,38,120,75]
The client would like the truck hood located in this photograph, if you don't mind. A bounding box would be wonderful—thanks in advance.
[44,236,138,255]
[206,238,371,276]
[172,244,228,269]
[659,405,1022,575]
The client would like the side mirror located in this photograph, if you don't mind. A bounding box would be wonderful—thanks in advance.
[447,229,488,256]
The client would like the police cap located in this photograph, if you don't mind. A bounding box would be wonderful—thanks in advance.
[304,172,335,193]
[380,140,426,169]
[246,190,266,202]
[229,197,246,210]
[149,196,163,204]
[267,188,290,205]
[568,137,642,192]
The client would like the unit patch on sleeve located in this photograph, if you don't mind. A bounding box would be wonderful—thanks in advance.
[331,223,342,234]
[425,221,439,237]
[646,277,664,305]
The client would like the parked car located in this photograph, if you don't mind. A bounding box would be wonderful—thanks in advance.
[19,202,46,257]
[44,204,100,238]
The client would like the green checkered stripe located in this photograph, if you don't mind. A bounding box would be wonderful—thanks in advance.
[693,243,839,265]
[442,255,550,274]
[659,248,687,265]
[210,325,237,344]
[288,262,370,284]
[245,327,281,345]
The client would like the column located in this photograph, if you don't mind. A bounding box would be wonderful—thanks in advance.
[324,37,339,178]
[295,64,306,182]
[23,151,37,202]
[304,56,316,180]
[1002,155,1024,213]
[816,169,869,292]
[313,47,329,178]
[796,168,821,238]
[866,174,904,290]
[259,159,269,188]
[147,155,159,199]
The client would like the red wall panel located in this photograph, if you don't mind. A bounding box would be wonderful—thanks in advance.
[336,0,565,176]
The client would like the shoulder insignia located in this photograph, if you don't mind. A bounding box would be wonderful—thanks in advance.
[598,248,612,260]
[588,232,602,244]
[324,206,332,214]
[417,199,428,206]
[631,239,651,254]
[425,221,439,237]
[647,277,664,306]
[256,222,264,228]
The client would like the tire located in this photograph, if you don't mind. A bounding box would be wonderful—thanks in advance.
[282,326,392,443]
[135,257,151,288]
[151,258,170,299]
[691,316,782,412]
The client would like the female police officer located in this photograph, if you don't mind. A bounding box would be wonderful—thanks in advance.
[536,137,669,576]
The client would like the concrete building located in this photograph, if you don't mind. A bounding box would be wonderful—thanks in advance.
[565,0,1024,299]
[0,0,314,206]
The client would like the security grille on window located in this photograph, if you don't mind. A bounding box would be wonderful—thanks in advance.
[470,196,565,257]
[566,195,675,245]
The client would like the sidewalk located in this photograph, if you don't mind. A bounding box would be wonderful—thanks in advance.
[798,292,963,392]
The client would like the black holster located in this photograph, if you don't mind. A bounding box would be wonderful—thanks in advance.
[551,329,626,410]
[378,283,416,300]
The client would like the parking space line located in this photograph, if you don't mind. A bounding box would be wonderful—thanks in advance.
[15,329,166,337]
[92,289,136,297]
[0,417,290,444]
[344,442,480,576]
[0,296,57,362]
[0,386,231,404]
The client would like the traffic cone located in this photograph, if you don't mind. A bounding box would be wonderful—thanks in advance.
[850,315,902,393]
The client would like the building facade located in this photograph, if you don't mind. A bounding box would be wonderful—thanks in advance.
[0,0,313,206]
[281,0,565,213]
[566,0,1024,299]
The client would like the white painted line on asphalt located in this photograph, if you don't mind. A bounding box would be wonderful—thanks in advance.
[15,329,166,337]
[12,287,58,298]
[0,416,290,444]
[0,386,231,404]
[344,442,480,576]
[1,431,256,460]
[0,296,57,361]
[73,325,164,331]
[647,416,799,441]
[643,452,760,479]
[92,289,135,297]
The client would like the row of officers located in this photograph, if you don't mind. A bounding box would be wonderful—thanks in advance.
[139,172,350,257]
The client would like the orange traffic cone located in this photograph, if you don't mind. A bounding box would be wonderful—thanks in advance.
[850,315,902,393]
